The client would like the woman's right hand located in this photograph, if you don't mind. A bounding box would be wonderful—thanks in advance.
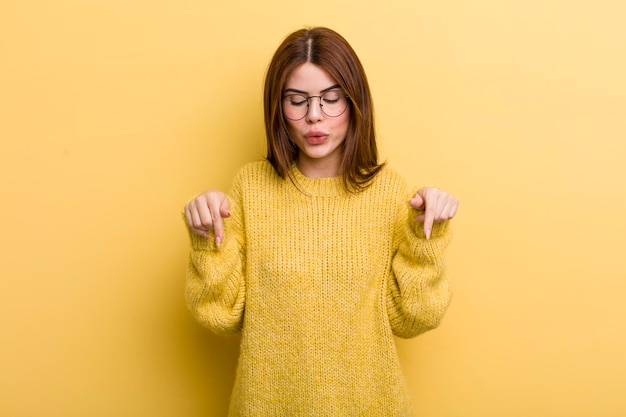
[184,190,230,245]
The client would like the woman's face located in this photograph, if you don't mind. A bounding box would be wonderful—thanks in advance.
[283,63,350,178]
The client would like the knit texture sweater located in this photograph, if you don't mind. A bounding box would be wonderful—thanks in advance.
[185,161,452,416]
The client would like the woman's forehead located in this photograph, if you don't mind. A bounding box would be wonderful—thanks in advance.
[284,63,338,93]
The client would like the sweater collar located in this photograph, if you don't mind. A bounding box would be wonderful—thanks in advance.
[290,164,346,197]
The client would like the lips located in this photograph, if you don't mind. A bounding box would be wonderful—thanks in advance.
[305,131,328,145]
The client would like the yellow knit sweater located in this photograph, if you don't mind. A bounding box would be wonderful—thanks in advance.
[185,161,452,416]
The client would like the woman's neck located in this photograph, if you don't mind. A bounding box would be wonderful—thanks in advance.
[296,157,341,178]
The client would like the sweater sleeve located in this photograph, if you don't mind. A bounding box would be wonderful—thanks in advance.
[386,191,453,339]
[184,177,246,335]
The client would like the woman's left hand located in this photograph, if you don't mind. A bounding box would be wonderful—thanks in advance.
[409,187,459,239]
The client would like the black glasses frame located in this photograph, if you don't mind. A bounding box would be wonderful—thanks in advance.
[282,91,350,121]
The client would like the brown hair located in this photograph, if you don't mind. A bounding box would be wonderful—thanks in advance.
[264,27,385,192]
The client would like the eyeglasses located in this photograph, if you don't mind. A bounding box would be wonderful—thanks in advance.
[282,90,350,121]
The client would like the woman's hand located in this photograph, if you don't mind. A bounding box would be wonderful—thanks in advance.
[184,190,230,245]
[409,188,459,239]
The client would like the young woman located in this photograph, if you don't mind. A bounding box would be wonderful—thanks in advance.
[183,27,459,416]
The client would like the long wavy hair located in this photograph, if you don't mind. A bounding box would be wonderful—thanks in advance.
[264,27,385,192]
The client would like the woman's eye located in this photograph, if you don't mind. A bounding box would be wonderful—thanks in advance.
[288,95,307,106]
[322,92,342,104]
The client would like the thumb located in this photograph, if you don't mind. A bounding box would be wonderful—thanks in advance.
[409,193,425,210]
[220,196,231,218]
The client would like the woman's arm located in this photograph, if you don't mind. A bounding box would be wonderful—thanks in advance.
[387,187,457,338]
[183,181,246,335]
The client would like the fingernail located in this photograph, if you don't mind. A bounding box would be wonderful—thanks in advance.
[215,236,221,246]
[425,229,431,240]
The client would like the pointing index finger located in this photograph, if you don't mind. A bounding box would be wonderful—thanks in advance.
[208,196,225,245]
[422,192,437,240]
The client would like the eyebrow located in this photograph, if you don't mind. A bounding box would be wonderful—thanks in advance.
[283,84,341,95]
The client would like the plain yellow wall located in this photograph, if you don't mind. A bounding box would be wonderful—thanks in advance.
[2,1,625,416]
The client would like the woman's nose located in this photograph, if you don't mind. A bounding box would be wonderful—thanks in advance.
[305,97,323,122]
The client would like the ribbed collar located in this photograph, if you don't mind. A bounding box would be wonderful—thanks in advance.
[290,164,346,197]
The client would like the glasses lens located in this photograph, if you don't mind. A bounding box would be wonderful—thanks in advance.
[320,90,348,117]
[283,94,308,120]
[283,91,349,120]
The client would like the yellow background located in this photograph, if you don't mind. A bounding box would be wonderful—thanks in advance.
[2,0,625,416]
